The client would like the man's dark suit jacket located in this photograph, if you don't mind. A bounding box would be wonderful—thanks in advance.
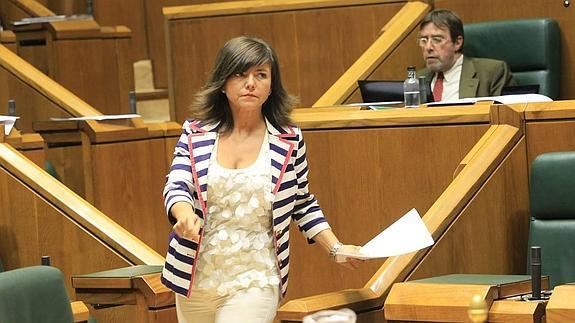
[418,56,516,99]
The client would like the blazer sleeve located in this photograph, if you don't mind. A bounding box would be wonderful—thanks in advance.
[490,60,517,96]
[163,120,196,225]
[291,127,331,242]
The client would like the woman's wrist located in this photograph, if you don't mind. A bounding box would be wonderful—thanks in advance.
[328,241,343,259]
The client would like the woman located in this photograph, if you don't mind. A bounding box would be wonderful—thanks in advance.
[161,36,362,323]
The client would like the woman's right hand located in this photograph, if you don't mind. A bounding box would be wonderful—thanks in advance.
[171,202,202,241]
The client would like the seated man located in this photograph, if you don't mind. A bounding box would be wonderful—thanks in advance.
[417,9,516,101]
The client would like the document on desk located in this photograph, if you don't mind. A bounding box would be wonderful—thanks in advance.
[50,114,141,121]
[0,116,19,135]
[336,208,434,261]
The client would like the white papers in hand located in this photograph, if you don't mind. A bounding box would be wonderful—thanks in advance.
[337,208,434,260]
[0,116,19,135]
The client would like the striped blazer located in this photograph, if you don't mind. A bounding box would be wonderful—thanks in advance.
[161,118,331,298]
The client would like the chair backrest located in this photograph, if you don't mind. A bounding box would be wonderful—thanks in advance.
[357,80,434,103]
[358,80,405,103]
[464,18,561,99]
[0,266,74,323]
[528,151,575,288]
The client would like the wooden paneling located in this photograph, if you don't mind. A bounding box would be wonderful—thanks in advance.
[42,0,88,15]
[50,34,134,115]
[146,0,237,89]
[0,43,102,126]
[0,0,50,26]
[0,140,166,323]
[490,300,546,323]
[277,104,527,321]
[0,31,17,53]
[1,34,177,258]
[33,122,175,257]
[5,131,45,167]
[278,102,575,321]
[525,100,575,169]
[0,164,131,295]
[92,0,148,63]
[409,137,530,280]
[89,138,171,255]
[547,284,575,323]
[385,282,497,322]
[315,1,430,106]
[46,143,87,198]
[12,22,135,116]
[0,56,72,132]
[0,143,163,265]
[73,270,177,323]
[165,1,406,123]
[283,109,488,302]
[385,280,546,323]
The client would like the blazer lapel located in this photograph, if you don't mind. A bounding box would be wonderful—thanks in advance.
[265,120,297,196]
[459,57,479,98]
[188,120,218,216]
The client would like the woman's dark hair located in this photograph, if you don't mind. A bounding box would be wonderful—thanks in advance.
[420,9,464,53]
[189,36,296,132]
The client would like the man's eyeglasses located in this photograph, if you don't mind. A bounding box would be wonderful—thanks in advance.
[417,36,447,47]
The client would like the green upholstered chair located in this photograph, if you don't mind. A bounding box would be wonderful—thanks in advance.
[528,151,575,288]
[0,266,93,323]
[464,18,561,99]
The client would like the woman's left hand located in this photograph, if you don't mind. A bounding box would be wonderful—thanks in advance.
[334,244,365,270]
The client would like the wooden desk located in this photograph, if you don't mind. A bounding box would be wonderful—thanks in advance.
[277,103,535,321]
[384,274,549,323]
[33,118,178,255]
[73,265,175,323]
[0,30,16,52]
[12,18,134,116]
[3,127,44,167]
[546,284,575,323]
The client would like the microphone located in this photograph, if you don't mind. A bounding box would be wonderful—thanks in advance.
[129,91,137,114]
[530,246,541,300]
[8,99,16,117]
[41,255,51,266]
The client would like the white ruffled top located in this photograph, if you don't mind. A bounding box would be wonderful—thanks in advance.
[192,133,281,296]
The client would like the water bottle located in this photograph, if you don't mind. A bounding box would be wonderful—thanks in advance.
[403,66,420,108]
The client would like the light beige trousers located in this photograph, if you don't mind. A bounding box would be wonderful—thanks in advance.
[175,286,279,323]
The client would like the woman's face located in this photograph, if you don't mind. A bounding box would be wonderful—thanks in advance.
[224,63,272,113]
